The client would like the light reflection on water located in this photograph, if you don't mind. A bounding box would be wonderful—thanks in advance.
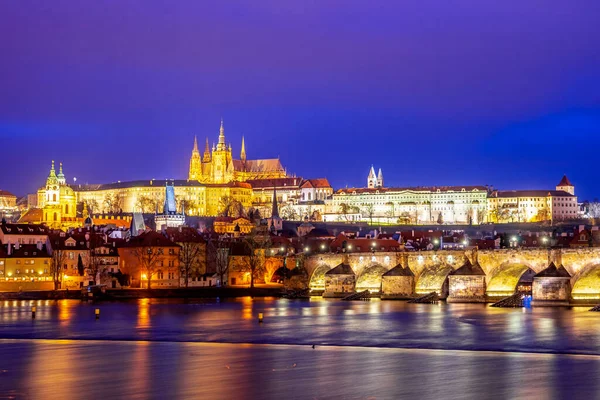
[1,297,598,354]
[0,297,600,398]
[2,339,600,400]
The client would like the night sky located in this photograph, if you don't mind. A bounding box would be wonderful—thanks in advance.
[1,1,600,200]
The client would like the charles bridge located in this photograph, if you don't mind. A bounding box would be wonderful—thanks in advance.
[300,247,600,304]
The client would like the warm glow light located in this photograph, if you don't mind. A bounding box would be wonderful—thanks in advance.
[433,239,439,244]
[462,240,468,245]
[304,247,310,252]
[280,247,285,252]
[141,274,147,280]
[347,245,352,250]
[320,244,325,250]
[511,236,517,242]
[7,272,12,277]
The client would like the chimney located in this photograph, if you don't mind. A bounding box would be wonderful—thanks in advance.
[14,242,20,250]
[85,233,90,241]
[36,241,43,251]
[7,242,11,256]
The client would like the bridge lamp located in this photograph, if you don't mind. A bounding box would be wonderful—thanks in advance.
[320,244,325,250]
[347,244,353,250]
[462,240,468,245]
[511,236,517,242]
[280,246,285,253]
[433,239,439,245]
[304,247,310,252]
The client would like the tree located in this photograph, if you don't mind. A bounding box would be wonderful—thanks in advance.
[219,196,243,217]
[87,234,106,285]
[135,195,158,213]
[240,233,269,288]
[398,212,411,225]
[437,212,444,225]
[385,202,395,222]
[132,246,165,289]
[338,203,351,222]
[77,254,85,276]
[363,203,375,225]
[206,238,231,287]
[588,202,600,218]
[50,243,67,290]
[104,191,124,214]
[179,240,204,287]
[280,204,299,221]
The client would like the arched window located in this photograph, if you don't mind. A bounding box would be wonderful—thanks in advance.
[53,194,57,202]
[53,212,57,221]
[65,204,69,214]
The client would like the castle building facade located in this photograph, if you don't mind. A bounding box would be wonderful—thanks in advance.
[324,167,489,225]
[188,119,286,183]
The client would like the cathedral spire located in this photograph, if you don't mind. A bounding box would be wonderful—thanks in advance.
[193,135,199,153]
[240,136,246,162]
[203,137,211,162]
[217,118,226,150]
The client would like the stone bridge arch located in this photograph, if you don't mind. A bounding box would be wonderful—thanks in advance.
[571,263,600,301]
[355,263,389,293]
[415,264,454,298]
[309,264,333,292]
[486,263,536,298]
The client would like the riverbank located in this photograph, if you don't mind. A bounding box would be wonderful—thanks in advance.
[0,287,285,300]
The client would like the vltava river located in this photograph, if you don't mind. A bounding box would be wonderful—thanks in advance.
[1,298,600,399]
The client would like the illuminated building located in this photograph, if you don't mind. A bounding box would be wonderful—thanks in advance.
[0,242,53,289]
[0,190,18,217]
[118,231,180,288]
[188,119,286,183]
[325,168,488,224]
[213,216,255,235]
[487,176,578,223]
[33,161,78,229]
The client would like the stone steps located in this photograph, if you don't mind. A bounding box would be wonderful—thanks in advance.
[491,293,524,308]
[343,290,371,301]
[407,292,439,304]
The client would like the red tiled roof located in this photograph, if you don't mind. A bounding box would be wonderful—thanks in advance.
[17,209,44,224]
[0,190,16,198]
[558,175,573,187]
[164,227,205,243]
[301,178,331,189]
[122,231,179,248]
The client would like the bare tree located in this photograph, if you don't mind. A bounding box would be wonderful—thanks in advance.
[219,196,244,217]
[362,203,375,225]
[241,233,270,288]
[132,246,163,289]
[385,201,395,222]
[587,202,600,218]
[207,238,231,286]
[50,243,67,290]
[179,241,204,287]
[280,204,299,220]
[104,191,124,214]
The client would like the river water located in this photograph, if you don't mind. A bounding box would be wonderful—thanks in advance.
[1,298,600,399]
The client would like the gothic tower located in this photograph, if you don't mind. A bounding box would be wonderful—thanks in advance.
[212,119,232,183]
[367,166,377,188]
[377,168,384,188]
[240,136,246,163]
[188,136,202,181]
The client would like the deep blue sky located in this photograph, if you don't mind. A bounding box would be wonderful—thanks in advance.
[1,1,600,200]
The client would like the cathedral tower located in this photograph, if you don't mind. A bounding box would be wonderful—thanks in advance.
[188,136,201,181]
[367,166,377,188]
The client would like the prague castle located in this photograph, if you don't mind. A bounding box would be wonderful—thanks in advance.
[17,120,583,228]
[188,119,286,183]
